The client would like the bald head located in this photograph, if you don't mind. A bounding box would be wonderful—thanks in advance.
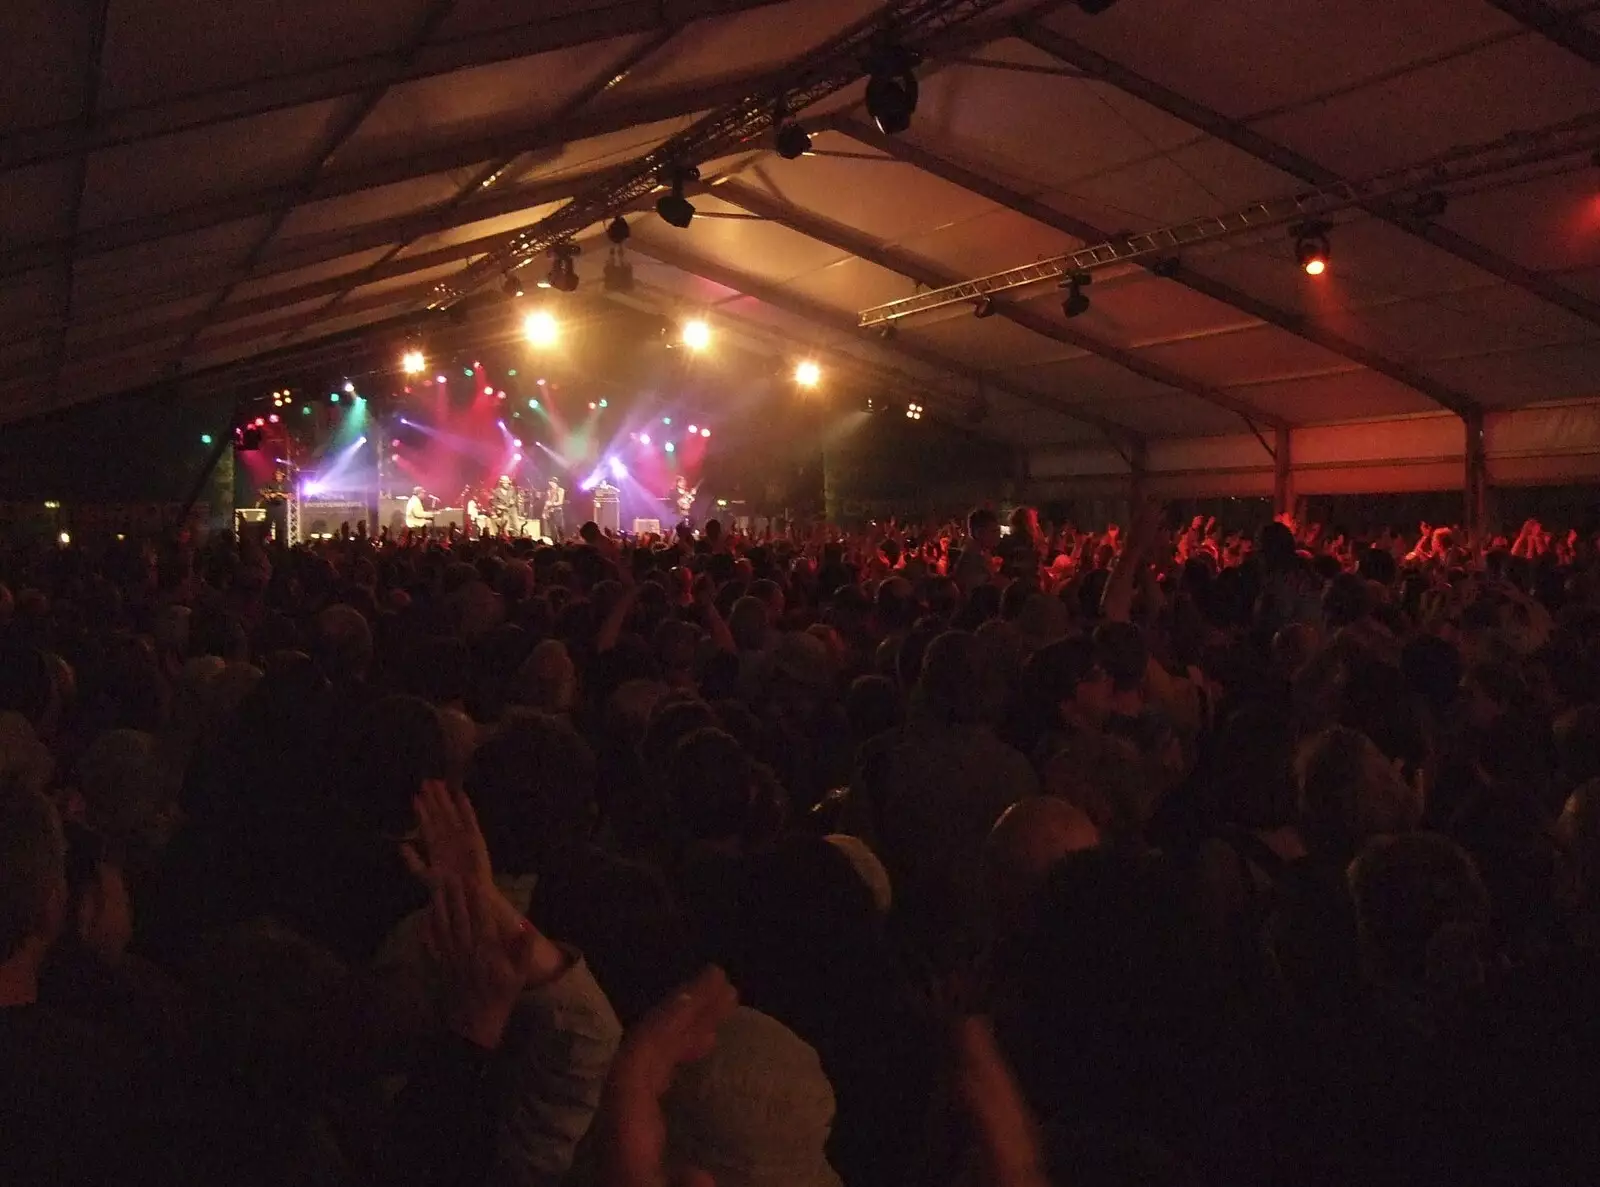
[982,796,1100,927]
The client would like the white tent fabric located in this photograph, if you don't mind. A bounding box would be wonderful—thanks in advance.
[4,0,1600,499]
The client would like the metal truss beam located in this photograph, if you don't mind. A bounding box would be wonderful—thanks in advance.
[425,0,1069,307]
[831,117,1481,417]
[627,234,1142,448]
[1020,23,1600,329]
[2,68,785,277]
[275,29,680,347]
[714,180,1288,430]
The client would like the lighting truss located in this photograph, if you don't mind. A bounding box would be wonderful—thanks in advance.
[857,111,1600,327]
[426,0,1037,309]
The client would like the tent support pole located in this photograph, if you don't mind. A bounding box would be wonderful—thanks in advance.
[1272,426,1293,518]
[1464,408,1488,545]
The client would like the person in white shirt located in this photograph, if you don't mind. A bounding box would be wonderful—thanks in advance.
[404,486,434,532]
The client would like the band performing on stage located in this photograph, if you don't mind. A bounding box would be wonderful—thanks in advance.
[264,470,711,543]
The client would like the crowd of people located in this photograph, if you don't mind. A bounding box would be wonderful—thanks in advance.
[2,499,1599,1186]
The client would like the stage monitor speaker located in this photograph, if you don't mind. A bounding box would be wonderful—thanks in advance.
[593,492,620,534]
[633,518,661,537]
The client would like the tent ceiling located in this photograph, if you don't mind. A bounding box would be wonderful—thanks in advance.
[4,0,1600,450]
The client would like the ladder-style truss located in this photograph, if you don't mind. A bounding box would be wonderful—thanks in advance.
[425,0,1034,308]
[857,111,1600,326]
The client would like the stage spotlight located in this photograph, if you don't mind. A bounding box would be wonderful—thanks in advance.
[639,433,651,446]
[700,426,711,437]
[775,121,812,160]
[401,349,426,374]
[200,433,213,445]
[794,359,821,387]
[514,438,523,448]
[390,453,400,464]
[656,165,699,228]
[330,392,341,403]
[546,254,580,293]
[906,402,924,420]
[484,385,494,396]
[391,438,401,447]
[599,398,608,408]
[1061,272,1091,318]
[589,402,597,410]
[465,366,475,376]
[497,390,507,400]
[688,424,698,434]
[301,405,312,415]
[503,274,525,299]
[865,45,920,135]
[681,318,711,350]
[973,295,996,319]
[664,442,676,453]
[1292,222,1331,276]
[343,380,355,393]
[268,414,280,424]
[524,309,559,347]
[662,417,671,424]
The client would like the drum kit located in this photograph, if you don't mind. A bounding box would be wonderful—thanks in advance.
[463,482,543,539]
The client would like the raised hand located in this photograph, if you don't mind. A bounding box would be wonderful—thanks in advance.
[598,967,738,1187]
[955,1018,1051,1187]
[429,873,543,1050]
[403,778,493,892]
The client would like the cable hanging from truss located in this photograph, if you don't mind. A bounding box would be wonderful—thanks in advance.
[426,0,1044,310]
[856,110,1600,326]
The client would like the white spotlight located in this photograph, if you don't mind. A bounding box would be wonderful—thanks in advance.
[523,309,559,348]
[681,319,711,351]
[794,359,821,388]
